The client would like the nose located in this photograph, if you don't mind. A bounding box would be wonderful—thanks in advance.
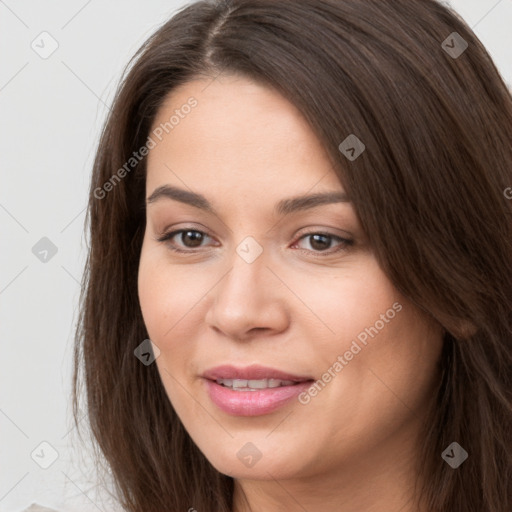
[204,245,289,341]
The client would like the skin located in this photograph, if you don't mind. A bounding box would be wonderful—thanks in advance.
[137,74,445,512]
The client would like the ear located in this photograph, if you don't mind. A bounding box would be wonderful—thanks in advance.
[433,310,478,340]
[449,318,478,340]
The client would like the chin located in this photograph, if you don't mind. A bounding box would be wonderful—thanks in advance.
[203,442,306,480]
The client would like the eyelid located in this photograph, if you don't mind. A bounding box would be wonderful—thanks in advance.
[294,225,353,240]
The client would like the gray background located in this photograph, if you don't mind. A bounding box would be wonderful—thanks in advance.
[1,1,511,511]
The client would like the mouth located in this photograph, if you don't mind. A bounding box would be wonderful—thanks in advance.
[201,364,315,416]
[202,363,314,383]
[214,377,302,391]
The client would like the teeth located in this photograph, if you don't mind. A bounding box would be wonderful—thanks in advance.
[216,378,296,391]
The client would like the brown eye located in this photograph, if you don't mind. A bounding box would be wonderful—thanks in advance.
[293,232,353,255]
[156,229,213,252]
[178,230,205,248]
[307,234,332,251]
[156,229,353,256]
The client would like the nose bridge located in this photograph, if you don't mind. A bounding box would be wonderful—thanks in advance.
[205,234,287,337]
[220,236,269,303]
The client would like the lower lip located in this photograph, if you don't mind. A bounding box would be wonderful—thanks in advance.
[203,378,313,416]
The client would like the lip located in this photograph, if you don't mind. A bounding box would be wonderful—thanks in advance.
[201,364,315,416]
[203,379,314,416]
[201,364,314,382]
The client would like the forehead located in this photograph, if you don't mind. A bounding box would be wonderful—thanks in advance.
[146,75,343,196]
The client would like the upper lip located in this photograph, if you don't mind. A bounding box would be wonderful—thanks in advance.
[202,364,314,382]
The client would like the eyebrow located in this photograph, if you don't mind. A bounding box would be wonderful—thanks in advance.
[146,184,349,216]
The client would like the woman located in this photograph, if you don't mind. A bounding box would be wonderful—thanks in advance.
[72,0,512,510]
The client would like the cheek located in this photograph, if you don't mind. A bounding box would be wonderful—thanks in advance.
[279,257,400,345]
[137,245,208,341]
[137,244,219,408]
[137,259,171,339]
[137,248,202,410]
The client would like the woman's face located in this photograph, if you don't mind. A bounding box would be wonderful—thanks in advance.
[138,75,444,483]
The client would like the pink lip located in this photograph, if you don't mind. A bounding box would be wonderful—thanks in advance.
[201,364,313,382]
[203,379,313,416]
[201,364,315,416]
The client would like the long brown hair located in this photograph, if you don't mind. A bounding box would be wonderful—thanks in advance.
[72,0,512,510]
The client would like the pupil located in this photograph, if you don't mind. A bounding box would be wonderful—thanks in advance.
[310,234,330,251]
[183,231,203,247]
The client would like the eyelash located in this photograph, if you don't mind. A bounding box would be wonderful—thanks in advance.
[156,228,354,257]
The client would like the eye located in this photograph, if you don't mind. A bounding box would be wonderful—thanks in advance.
[292,232,353,255]
[156,228,214,253]
[155,228,353,256]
